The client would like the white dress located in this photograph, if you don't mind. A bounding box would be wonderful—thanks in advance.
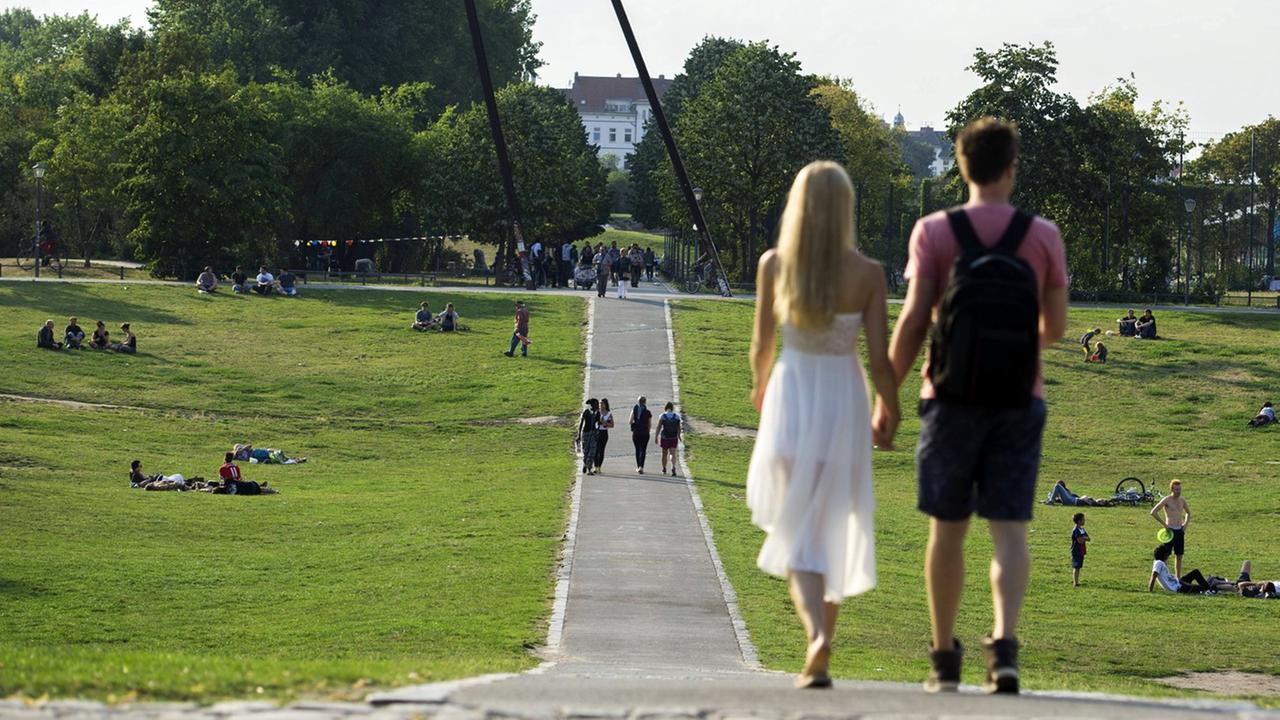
[746,312,876,601]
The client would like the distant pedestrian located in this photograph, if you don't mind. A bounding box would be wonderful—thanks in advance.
[505,300,530,357]
[657,402,681,477]
[628,245,644,288]
[616,265,629,299]
[629,395,653,474]
[594,398,615,472]
[1071,512,1089,586]
[596,245,612,298]
[644,247,656,280]
[577,399,601,475]
[609,242,621,284]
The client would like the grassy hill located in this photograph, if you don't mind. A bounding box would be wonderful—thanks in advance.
[672,299,1280,703]
[0,283,586,702]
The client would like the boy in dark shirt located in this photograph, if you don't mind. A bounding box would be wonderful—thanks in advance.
[64,317,85,349]
[231,266,248,293]
[1071,513,1090,586]
[37,320,62,350]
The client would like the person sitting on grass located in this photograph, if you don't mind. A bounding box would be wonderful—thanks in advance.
[1248,401,1276,427]
[1090,341,1108,364]
[278,267,298,296]
[438,302,460,332]
[412,301,435,331]
[90,320,109,349]
[1117,309,1138,337]
[64,317,85,349]
[1079,327,1101,359]
[111,323,136,354]
[196,266,219,293]
[231,266,249,293]
[253,266,275,295]
[1148,544,1214,594]
[37,320,63,350]
[1135,309,1158,339]
[213,451,276,495]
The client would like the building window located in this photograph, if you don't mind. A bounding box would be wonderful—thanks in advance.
[624,129,632,143]
[609,128,617,142]
[592,128,600,143]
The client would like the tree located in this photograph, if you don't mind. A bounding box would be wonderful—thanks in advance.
[1195,118,1280,280]
[151,0,541,112]
[414,83,608,268]
[626,36,744,229]
[113,69,288,275]
[663,42,841,280]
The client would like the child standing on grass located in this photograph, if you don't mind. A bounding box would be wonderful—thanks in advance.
[1071,512,1089,586]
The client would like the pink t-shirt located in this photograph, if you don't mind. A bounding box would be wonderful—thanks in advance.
[903,202,1068,400]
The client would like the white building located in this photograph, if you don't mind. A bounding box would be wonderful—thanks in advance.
[893,109,954,177]
[561,73,673,169]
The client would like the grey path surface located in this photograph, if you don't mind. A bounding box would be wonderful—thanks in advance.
[4,279,1276,720]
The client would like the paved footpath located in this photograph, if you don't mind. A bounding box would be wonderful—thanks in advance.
[4,282,1276,720]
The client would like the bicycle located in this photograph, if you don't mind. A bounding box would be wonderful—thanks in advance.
[15,236,67,272]
[683,263,718,294]
[1112,476,1162,506]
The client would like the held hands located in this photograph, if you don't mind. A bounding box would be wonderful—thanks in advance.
[872,397,899,451]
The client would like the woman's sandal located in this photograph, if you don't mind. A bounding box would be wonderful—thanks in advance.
[794,673,832,689]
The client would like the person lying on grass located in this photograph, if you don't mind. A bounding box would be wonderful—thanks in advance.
[1148,544,1223,594]
[1231,560,1280,598]
[1248,401,1276,427]
[128,459,206,491]
[231,443,306,464]
[212,452,277,495]
[1043,480,1114,506]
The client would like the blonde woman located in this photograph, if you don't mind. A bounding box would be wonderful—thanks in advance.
[747,161,899,689]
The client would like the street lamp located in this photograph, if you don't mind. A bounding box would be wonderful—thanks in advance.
[1183,197,1196,305]
[33,162,46,278]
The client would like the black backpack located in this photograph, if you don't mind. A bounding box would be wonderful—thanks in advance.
[928,208,1039,409]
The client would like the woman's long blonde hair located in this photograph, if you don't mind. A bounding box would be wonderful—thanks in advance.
[774,161,856,329]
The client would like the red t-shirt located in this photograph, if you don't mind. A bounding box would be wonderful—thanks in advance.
[904,201,1068,400]
[218,462,241,482]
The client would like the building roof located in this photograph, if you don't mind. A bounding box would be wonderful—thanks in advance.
[561,73,673,113]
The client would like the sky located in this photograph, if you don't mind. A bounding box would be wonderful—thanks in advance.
[20,0,1279,144]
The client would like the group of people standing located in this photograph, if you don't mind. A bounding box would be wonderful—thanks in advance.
[528,239,656,290]
[38,317,136,353]
[745,118,1068,693]
[576,396,682,476]
[584,241,654,299]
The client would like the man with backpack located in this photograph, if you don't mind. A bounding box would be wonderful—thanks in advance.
[874,117,1068,695]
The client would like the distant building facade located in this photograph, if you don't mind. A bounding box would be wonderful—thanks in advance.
[893,109,954,177]
[561,73,673,169]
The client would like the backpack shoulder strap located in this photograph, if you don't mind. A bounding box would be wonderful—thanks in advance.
[944,208,984,255]
[993,210,1034,256]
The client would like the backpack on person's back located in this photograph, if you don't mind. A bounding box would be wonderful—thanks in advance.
[630,404,651,433]
[928,208,1040,408]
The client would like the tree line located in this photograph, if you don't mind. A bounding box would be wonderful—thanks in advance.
[2,1,608,276]
[3,6,1275,294]
[627,38,1278,295]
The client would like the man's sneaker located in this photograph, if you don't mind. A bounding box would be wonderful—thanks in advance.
[982,636,1019,694]
[924,638,962,693]
[503,351,514,357]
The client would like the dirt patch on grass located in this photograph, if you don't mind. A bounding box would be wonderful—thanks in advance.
[469,415,569,427]
[1155,670,1280,696]
[0,392,148,412]
[683,414,757,439]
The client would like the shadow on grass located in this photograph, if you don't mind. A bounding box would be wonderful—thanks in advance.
[0,283,186,325]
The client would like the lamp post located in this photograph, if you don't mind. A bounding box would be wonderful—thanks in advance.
[691,187,703,231]
[1183,197,1196,305]
[33,162,46,279]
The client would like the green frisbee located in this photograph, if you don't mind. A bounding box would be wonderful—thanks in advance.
[1157,528,1174,544]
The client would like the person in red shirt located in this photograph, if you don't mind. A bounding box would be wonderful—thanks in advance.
[218,452,242,483]
[213,452,275,494]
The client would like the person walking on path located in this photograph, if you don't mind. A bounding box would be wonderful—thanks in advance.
[656,402,682,477]
[505,300,530,357]
[628,245,644,288]
[616,265,629,299]
[747,160,899,690]
[1151,479,1191,577]
[576,399,601,476]
[874,117,1068,695]
[595,245,612,298]
[644,247,656,281]
[594,398,614,473]
[628,396,653,474]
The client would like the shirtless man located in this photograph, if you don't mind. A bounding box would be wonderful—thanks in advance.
[1151,479,1191,577]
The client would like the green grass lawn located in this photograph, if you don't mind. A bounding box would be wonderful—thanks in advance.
[0,283,586,702]
[672,299,1280,703]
